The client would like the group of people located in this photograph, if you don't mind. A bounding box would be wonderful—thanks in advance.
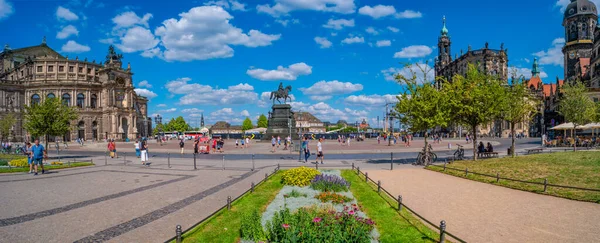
[234,137,251,149]
[477,141,494,153]
[23,140,47,175]
[301,136,324,164]
[337,135,351,146]
[376,134,413,147]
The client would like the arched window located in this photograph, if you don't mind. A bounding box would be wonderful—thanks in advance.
[77,93,85,108]
[31,94,40,105]
[91,94,97,108]
[62,93,71,106]
[47,93,55,99]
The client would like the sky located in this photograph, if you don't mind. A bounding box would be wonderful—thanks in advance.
[0,0,583,128]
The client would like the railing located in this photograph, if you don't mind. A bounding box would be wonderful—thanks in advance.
[165,164,281,243]
[428,163,600,193]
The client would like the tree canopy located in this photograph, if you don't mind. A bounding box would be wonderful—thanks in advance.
[257,114,268,128]
[242,117,253,131]
[23,97,79,145]
[559,81,596,127]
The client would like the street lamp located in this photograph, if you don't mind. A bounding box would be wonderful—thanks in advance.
[154,114,162,145]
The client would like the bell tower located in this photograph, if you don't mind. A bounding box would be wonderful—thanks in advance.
[437,16,451,68]
[562,0,598,81]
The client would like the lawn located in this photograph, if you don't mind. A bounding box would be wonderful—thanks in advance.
[0,162,95,173]
[178,169,443,243]
[427,151,600,203]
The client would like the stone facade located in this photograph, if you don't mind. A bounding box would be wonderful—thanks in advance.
[0,40,150,142]
[294,111,325,134]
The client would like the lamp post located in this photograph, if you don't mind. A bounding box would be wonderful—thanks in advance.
[385,102,395,146]
[154,114,162,146]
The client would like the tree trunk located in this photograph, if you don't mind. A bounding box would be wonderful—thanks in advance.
[472,125,478,161]
[511,122,516,158]
[573,126,577,152]
[423,132,429,162]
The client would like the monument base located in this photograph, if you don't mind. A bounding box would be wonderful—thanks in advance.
[265,104,298,140]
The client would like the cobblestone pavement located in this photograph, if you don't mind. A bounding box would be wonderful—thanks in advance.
[365,168,600,243]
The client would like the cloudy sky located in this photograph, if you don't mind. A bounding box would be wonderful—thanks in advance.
[0,0,576,127]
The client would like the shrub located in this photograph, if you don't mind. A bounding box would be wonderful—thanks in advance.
[265,206,375,242]
[310,174,350,192]
[240,209,266,241]
[281,167,320,186]
[285,189,307,198]
[315,192,352,204]
[9,158,29,167]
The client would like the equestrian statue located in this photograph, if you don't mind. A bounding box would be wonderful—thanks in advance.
[270,82,292,104]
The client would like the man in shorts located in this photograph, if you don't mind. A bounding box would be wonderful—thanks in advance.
[271,136,277,153]
[31,139,47,175]
[316,138,324,164]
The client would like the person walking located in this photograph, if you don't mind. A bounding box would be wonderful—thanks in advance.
[277,136,281,148]
[140,140,149,166]
[271,136,277,153]
[235,139,239,149]
[315,138,324,164]
[25,142,33,173]
[193,138,199,154]
[245,137,250,148]
[112,139,118,158]
[108,140,115,158]
[179,139,185,155]
[134,140,141,158]
[302,137,310,163]
[241,137,245,149]
[31,139,47,175]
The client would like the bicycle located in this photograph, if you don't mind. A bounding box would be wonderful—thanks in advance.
[453,144,465,161]
[415,144,437,166]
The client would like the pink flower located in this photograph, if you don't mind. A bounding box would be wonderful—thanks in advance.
[348,210,355,215]
[282,224,290,229]
[312,217,322,223]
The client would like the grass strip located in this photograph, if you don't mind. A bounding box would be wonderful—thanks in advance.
[0,162,94,173]
[341,170,441,243]
[180,172,283,243]
[426,151,600,203]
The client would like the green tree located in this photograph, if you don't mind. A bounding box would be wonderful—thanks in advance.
[445,64,506,160]
[257,114,268,128]
[394,62,449,163]
[168,116,190,132]
[242,117,253,131]
[23,98,78,147]
[559,81,596,151]
[153,123,165,136]
[499,72,540,157]
[0,113,17,143]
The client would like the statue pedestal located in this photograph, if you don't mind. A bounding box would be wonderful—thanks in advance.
[265,104,298,140]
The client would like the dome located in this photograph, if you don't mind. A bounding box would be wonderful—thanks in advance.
[564,0,598,19]
[440,16,449,36]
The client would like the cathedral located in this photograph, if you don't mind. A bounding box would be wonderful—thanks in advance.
[0,38,151,142]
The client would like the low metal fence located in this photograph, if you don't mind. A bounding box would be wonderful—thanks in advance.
[428,163,600,193]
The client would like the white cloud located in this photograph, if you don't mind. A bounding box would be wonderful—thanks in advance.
[155,6,281,61]
[257,0,356,17]
[0,0,14,20]
[205,0,247,11]
[302,102,369,122]
[310,96,333,101]
[358,5,396,19]
[533,38,565,67]
[395,10,422,19]
[322,18,354,30]
[394,45,433,58]
[182,108,204,113]
[247,62,312,81]
[365,27,378,35]
[511,67,549,79]
[134,88,158,98]
[165,78,258,105]
[387,26,399,33]
[115,26,160,53]
[56,6,78,21]
[56,25,79,39]
[344,94,398,107]
[341,36,364,44]
[211,107,234,116]
[157,104,167,107]
[137,80,152,88]
[61,40,91,53]
[300,80,363,96]
[158,108,177,113]
[241,110,250,117]
[376,40,391,47]
[314,37,332,48]
[112,11,153,29]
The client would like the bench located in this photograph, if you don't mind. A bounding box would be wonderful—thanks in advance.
[477,152,498,158]
[525,148,543,154]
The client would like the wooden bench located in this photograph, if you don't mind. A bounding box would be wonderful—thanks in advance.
[525,148,543,154]
[477,152,499,158]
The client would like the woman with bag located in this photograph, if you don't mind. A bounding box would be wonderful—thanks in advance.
[140,140,149,165]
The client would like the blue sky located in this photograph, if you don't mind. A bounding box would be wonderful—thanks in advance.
[0,0,579,127]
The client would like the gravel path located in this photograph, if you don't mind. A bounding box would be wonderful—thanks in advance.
[365,168,600,243]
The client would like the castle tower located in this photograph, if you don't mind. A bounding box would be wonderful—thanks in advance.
[437,16,451,68]
[532,58,540,77]
[562,0,598,81]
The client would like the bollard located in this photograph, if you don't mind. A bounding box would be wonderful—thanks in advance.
[251,182,255,193]
[316,162,318,170]
[105,153,107,165]
[357,167,360,175]
[227,196,232,210]
[193,153,197,170]
[465,167,468,176]
[352,162,355,170]
[443,162,446,171]
[390,152,394,170]
[543,178,548,192]
[397,195,403,211]
[365,172,368,182]
[222,155,225,170]
[168,153,171,168]
[252,154,255,171]
[277,163,280,171]
[377,180,381,193]
[265,173,268,180]
[91,159,94,165]
[439,220,446,243]
[496,172,500,183]
[176,225,182,243]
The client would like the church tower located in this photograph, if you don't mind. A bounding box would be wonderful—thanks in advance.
[436,16,451,69]
[562,0,597,81]
[532,58,540,77]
